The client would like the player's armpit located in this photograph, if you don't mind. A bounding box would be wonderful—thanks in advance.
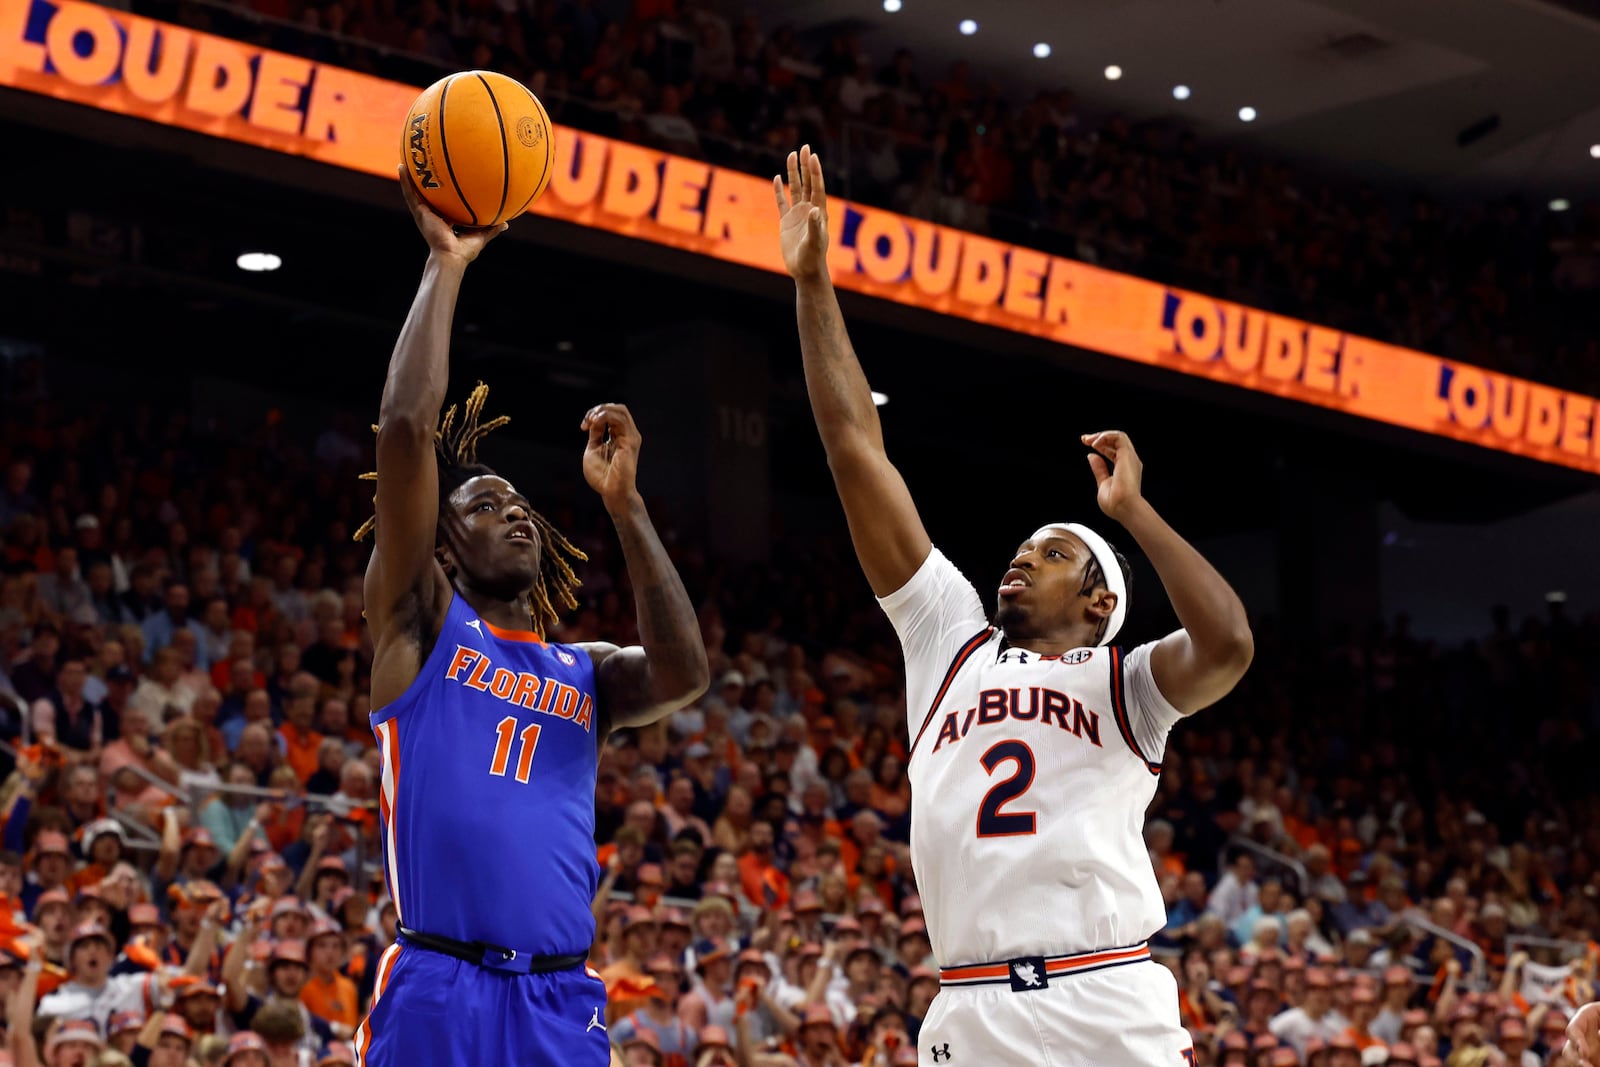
[1147,628,1253,716]
[826,444,933,598]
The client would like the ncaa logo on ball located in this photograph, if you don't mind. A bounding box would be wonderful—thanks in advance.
[407,113,440,190]
[516,117,543,149]
[556,650,576,667]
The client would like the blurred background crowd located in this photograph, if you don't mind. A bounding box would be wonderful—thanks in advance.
[0,346,1595,1067]
[118,0,1600,394]
[3,1,1600,1066]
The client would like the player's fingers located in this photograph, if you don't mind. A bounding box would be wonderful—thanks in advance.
[1087,454,1111,483]
[808,147,828,206]
[773,174,789,215]
[786,151,801,203]
[798,144,811,201]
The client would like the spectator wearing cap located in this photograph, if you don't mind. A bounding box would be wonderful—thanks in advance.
[1371,966,1416,1044]
[40,920,190,1032]
[221,922,335,1054]
[1272,969,1350,1055]
[894,917,931,973]
[1325,1032,1362,1067]
[610,954,696,1063]
[793,1003,843,1067]
[682,939,736,1033]
[66,820,126,898]
[159,882,224,979]
[171,980,224,1037]
[1537,1006,1567,1060]
[1494,1014,1537,1067]
[1341,984,1386,1053]
[153,812,222,901]
[132,1010,195,1067]
[107,1009,144,1054]
[730,948,784,1045]
[299,919,358,1035]
[22,833,73,917]
[40,1017,106,1067]
[218,1029,269,1067]
[296,850,350,918]
[619,1027,663,1067]
[693,1024,738,1067]
[603,907,660,991]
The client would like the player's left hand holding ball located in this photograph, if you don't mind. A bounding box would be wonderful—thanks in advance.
[1082,431,1145,522]
[582,403,643,510]
[398,164,507,265]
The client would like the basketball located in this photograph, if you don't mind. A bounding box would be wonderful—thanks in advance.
[401,70,555,228]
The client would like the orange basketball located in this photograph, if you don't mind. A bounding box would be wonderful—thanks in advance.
[401,70,555,228]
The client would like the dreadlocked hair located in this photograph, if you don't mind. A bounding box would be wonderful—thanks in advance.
[354,382,587,637]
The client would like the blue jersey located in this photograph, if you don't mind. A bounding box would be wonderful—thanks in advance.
[371,594,601,956]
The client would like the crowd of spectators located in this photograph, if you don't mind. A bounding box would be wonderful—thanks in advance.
[128,0,1600,394]
[0,370,1598,1067]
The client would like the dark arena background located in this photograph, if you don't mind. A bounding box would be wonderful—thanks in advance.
[3,0,1600,1064]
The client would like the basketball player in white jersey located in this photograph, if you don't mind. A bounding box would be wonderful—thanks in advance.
[774,146,1255,1066]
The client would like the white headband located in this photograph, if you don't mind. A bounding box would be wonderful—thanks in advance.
[1031,523,1128,646]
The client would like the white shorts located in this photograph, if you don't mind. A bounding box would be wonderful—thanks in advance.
[920,951,1195,1067]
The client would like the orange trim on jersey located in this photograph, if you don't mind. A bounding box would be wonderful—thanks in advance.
[481,618,548,645]
[376,719,403,922]
[939,943,1151,984]
[909,626,996,760]
[354,941,403,1066]
[1108,647,1161,776]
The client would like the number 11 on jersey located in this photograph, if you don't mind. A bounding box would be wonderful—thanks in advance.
[489,716,542,784]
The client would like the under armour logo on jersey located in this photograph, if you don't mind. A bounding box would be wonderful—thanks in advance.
[997,650,1029,665]
[466,618,482,637]
[586,1008,606,1033]
[1008,955,1048,991]
[930,1045,951,1063]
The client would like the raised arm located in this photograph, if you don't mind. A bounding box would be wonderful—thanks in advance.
[7,956,40,1067]
[774,146,931,597]
[578,405,710,734]
[1084,432,1253,714]
[364,170,506,695]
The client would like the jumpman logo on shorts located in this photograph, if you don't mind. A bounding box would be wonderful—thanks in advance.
[586,1008,606,1033]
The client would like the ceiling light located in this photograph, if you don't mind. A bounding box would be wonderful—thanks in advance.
[1104,64,1122,81]
[1238,106,1257,122]
[871,391,889,406]
[958,18,977,35]
[1032,42,1051,58]
[1590,144,1600,159]
[236,252,282,272]
[1550,198,1571,212]
[1172,85,1191,100]
[882,0,901,10]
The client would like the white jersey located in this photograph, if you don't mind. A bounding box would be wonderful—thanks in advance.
[879,548,1183,970]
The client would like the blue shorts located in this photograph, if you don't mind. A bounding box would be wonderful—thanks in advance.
[354,939,611,1066]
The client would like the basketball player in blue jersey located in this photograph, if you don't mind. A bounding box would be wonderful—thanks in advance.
[348,171,711,1066]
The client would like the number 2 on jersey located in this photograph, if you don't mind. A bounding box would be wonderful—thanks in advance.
[489,716,542,784]
[976,740,1037,837]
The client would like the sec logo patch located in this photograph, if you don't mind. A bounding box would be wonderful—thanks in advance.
[1062,649,1094,664]
[516,116,542,149]
[556,650,577,667]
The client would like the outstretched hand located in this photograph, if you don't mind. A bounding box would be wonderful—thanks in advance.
[1082,431,1145,522]
[399,165,507,264]
[773,145,830,281]
[581,403,643,510]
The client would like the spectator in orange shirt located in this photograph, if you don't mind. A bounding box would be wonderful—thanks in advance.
[299,919,358,1033]
[736,821,789,910]
[1343,986,1387,1052]
[279,673,324,785]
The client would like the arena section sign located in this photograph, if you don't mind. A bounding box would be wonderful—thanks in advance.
[4,0,1598,476]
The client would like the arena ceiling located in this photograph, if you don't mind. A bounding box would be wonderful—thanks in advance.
[774,0,1600,201]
